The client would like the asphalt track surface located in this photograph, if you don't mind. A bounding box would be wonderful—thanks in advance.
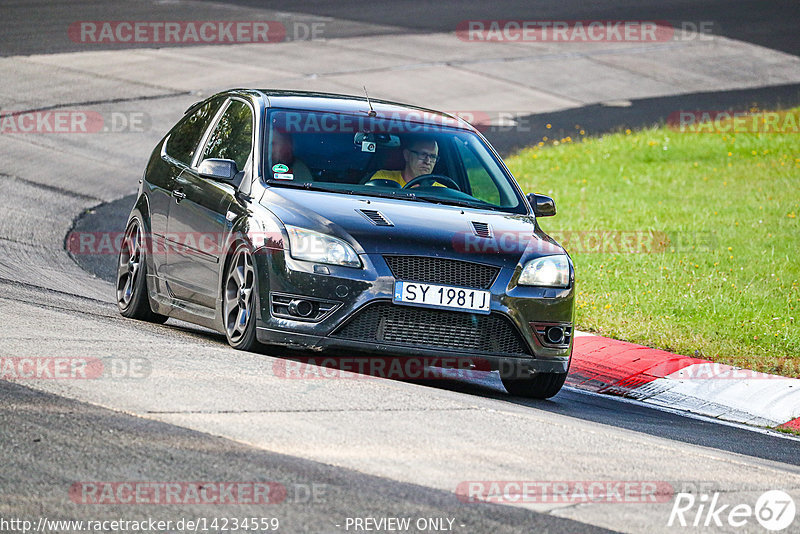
[3,0,799,56]
[0,380,613,533]
[2,2,800,533]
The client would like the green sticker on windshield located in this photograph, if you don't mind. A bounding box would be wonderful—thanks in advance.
[272,163,289,173]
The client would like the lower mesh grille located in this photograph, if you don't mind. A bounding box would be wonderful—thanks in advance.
[332,302,530,355]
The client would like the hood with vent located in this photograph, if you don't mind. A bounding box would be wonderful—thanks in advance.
[261,188,565,268]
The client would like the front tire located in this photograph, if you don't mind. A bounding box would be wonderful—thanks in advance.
[222,243,260,351]
[502,372,567,399]
[116,218,168,323]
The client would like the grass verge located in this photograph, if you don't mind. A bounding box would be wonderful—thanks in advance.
[505,109,800,377]
[773,425,800,437]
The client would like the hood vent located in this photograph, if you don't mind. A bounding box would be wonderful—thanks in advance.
[358,209,394,227]
[471,221,491,238]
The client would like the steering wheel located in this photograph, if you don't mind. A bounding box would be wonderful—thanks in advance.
[364,179,402,189]
[402,174,461,191]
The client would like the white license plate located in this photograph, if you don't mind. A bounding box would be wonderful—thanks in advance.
[393,281,491,314]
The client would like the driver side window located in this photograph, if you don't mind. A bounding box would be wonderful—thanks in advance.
[201,99,253,172]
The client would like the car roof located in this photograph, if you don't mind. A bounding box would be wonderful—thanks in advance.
[243,89,476,132]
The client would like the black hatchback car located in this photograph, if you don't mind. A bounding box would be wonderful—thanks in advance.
[117,89,575,398]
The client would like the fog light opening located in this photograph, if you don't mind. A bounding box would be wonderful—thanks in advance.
[288,299,314,318]
[545,326,565,345]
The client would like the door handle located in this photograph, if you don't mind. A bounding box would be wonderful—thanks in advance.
[172,189,186,202]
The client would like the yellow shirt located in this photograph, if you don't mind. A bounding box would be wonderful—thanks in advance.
[369,169,406,186]
[368,170,445,188]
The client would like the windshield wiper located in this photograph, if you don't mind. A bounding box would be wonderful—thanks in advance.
[266,180,343,193]
[266,180,431,202]
[352,189,432,202]
[413,194,502,211]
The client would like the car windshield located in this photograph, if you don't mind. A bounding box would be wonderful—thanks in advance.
[263,109,526,214]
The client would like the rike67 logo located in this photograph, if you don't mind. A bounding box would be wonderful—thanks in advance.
[669,490,796,531]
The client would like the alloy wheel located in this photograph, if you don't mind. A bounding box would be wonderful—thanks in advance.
[224,246,255,344]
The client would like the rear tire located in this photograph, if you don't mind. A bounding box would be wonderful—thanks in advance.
[116,218,168,324]
[222,242,261,351]
[502,372,567,399]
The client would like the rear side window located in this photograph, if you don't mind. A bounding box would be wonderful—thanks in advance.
[165,99,221,165]
[201,100,253,172]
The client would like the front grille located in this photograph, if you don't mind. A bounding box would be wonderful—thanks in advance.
[332,302,530,355]
[384,256,499,289]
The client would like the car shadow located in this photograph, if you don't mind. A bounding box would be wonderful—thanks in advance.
[408,367,800,467]
[144,316,800,466]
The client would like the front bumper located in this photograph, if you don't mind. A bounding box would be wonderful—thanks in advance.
[253,249,574,374]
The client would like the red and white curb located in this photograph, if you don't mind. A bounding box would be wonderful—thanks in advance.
[568,332,800,431]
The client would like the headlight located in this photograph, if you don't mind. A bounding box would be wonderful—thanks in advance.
[519,254,570,287]
[285,225,361,268]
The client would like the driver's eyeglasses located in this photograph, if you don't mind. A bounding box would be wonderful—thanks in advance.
[409,149,439,163]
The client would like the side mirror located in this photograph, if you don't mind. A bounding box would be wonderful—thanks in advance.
[198,158,238,182]
[526,193,556,217]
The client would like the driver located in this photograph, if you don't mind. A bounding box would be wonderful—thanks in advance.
[369,135,439,187]
[270,130,312,182]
